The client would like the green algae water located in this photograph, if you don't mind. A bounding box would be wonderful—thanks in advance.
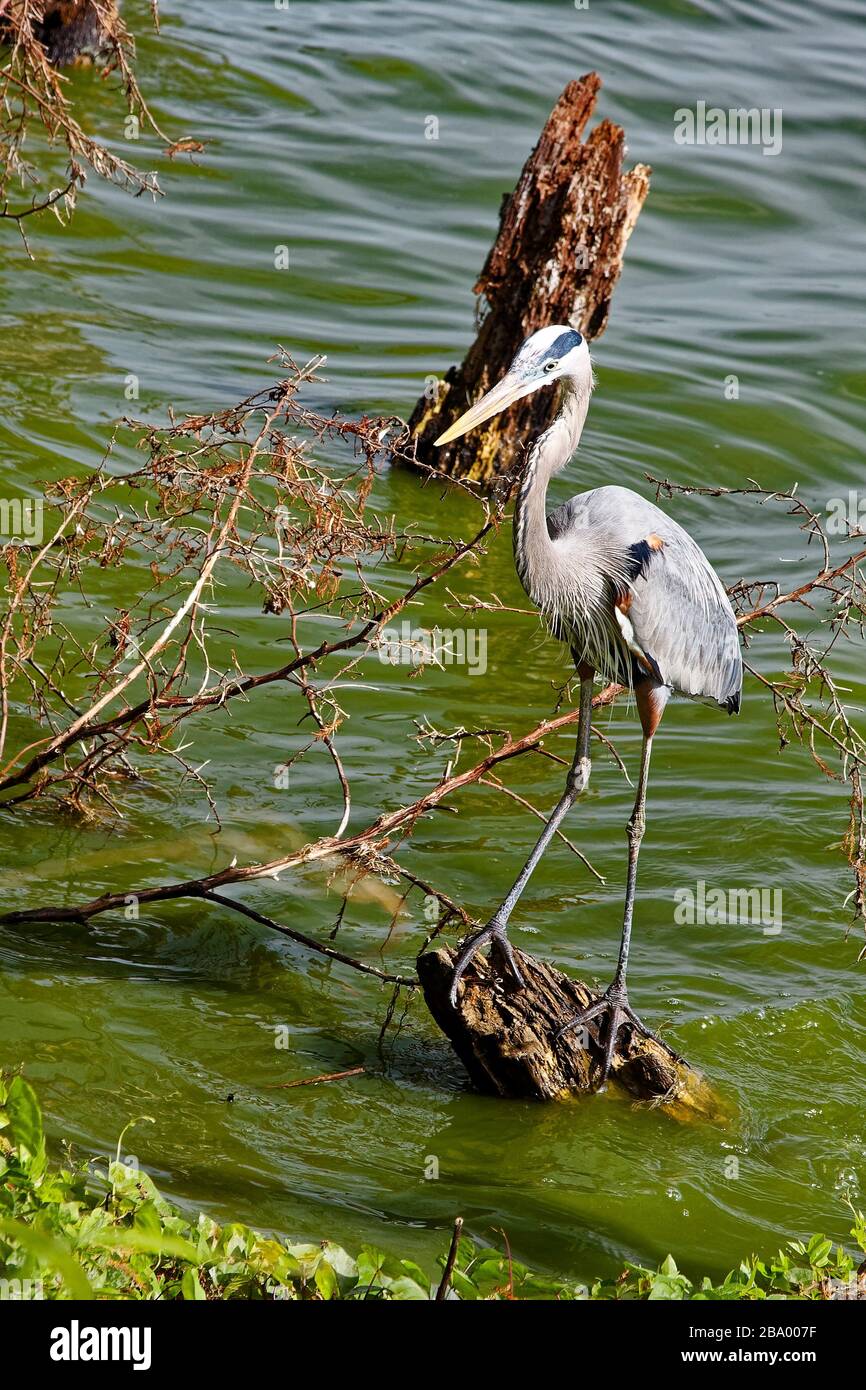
[1,0,865,1284]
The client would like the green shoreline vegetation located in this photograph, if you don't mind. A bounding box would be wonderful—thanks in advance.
[2,1076,864,1302]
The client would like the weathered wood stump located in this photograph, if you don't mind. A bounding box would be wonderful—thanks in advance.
[405,73,651,483]
[419,944,721,1120]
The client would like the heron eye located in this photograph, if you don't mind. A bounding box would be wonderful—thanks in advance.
[543,360,557,373]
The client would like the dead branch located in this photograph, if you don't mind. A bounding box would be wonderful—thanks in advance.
[0,0,196,245]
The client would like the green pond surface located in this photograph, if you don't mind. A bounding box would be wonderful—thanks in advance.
[1,0,865,1284]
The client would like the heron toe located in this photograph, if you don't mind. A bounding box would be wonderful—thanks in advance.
[556,985,660,1088]
[449,923,524,1007]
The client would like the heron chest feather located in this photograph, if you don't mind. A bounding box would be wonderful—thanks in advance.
[514,497,630,682]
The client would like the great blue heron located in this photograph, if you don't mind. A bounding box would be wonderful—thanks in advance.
[435,325,742,1086]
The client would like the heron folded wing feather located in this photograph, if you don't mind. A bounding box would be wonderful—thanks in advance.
[617,533,666,595]
[613,604,665,684]
[546,485,742,712]
[627,529,743,711]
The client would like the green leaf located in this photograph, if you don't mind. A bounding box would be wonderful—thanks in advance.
[399,1258,431,1289]
[182,1267,206,1300]
[133,1200,161,1238]
[0,1215,92,1299]
[321,1242,357,1279]
[82,1227,200,1263]
[356,1246,389,1291]
[448,1268,480,1299]
[6,1077,46,1178]
[806,1236,833,1267]
[386,1275,429,1300]
[648,1274,689,1300]
[314,1260,338,1300]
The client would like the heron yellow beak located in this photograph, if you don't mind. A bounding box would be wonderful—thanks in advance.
[434,372,536,446]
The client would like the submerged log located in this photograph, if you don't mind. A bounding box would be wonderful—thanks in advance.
[406,73,650,484]
[418,944,721,1120]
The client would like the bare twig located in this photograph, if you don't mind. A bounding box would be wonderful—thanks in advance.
[435,1217,463,1301]
[0,0,196,240]
[261,1067,365,1091]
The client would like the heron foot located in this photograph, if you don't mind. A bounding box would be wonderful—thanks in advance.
[449,921,524,1008]
[556,983,667,1089]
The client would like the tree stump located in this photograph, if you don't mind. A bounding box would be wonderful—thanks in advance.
[418,944,722,1120]
[405,73,650,484]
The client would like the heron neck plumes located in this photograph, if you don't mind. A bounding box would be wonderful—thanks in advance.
[513,380,590,608]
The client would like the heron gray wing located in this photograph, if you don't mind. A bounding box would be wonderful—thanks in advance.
[628,529,742,710]
[548,485,742,710]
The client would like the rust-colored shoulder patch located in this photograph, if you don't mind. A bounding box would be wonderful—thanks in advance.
[646,532,665,551]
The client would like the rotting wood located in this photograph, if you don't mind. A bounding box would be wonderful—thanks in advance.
[418,943,723,1120]
[405,73,650,484]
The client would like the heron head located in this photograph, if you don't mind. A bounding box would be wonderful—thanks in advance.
[434,325,590,446]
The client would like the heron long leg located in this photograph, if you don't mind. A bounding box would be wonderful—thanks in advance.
[449,673,594,1007]
[557,720,662,1087]
[613,732,652,997]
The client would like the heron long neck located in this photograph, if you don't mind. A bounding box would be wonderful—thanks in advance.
[513,380,590,604]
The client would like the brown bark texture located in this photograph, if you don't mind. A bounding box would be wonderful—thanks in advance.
[405,73,650,484]
[418,944,722,1120]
